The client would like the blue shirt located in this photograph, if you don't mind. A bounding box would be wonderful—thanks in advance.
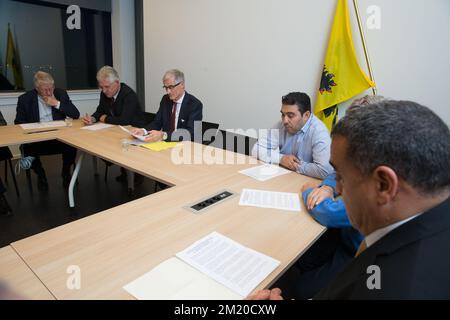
[252,115,334,179]
[302,173,363,253]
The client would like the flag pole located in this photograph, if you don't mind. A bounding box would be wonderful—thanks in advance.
[352,0,377,95]
[5,23,10,79]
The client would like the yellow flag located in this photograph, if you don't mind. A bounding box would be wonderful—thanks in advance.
[5,24,24,90]
[315,0,375,132]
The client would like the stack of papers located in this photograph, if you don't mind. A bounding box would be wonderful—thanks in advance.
[239,189,301,212]
[123,232,280,300]
[20,121,66,130]
[239,164,290,182]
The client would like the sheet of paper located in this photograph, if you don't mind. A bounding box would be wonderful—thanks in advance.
[20,121,66,130]
[239,164,290,182]
[141,141,178,152]
[176,232,280,297]
[123,257,241,300]
[81,123,114,131]
[119,125,146,141]
[239,188,301,212]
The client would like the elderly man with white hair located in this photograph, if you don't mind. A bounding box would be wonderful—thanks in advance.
[15,71,80,191]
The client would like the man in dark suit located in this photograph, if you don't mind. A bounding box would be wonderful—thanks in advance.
[15,71,80,191]
[82,66,145,128]
[82,66,145,185]
[131,69,203,143]
[248,100,450,300]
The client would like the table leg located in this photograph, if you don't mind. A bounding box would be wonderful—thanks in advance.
[69,152,84,208]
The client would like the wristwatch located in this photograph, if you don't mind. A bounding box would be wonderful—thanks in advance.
[162,132,168,141]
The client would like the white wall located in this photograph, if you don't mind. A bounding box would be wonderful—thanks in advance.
[143,0,450,130]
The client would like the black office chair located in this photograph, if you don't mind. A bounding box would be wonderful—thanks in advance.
[0,146,20,197]
[201,121,220,145]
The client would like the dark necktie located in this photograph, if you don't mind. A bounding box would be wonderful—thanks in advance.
[110,97,115,116]
[170,102,177,133]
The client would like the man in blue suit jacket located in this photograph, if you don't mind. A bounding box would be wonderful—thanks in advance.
[132,69,203,142]
[15,71,80,190]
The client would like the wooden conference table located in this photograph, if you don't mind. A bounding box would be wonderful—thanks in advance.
[0,121,325,299]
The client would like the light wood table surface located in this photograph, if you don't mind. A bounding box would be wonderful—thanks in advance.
[0,246,54,300]
[11,171,324,299]
[0,120,325,299]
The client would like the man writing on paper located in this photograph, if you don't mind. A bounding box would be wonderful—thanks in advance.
[83,66,145,184]
[252,92,334,179]
[131,69,203,142]
[82,66,144,128]
[248,100,450,299]
[15,71,80,190]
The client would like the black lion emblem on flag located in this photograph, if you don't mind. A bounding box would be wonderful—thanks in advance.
[319,66,337,94]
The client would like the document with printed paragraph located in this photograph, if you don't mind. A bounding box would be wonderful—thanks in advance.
[239,188,301,212]
[123,232,280,300]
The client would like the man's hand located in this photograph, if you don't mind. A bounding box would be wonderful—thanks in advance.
[131,128,145,136]
[144,130,164,143]
[306,185,334,210]
[99,115,107,123]
[280,155,301,172]
[245,288,284,300]
[43,95,59,107]
[301,181,321,193]
[82,113,95,125]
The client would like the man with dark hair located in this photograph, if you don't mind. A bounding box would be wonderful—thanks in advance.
[252,92,333,179]
[15,71,80,190]
[249,100,450,300]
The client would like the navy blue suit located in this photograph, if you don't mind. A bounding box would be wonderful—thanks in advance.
[146,92,203,141]
[15,88,80,124]
[14,88,80,178]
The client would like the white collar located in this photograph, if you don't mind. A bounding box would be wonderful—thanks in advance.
[175,93,185,105]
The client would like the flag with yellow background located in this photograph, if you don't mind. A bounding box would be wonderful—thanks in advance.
[315,0,375,132]
[5,23,24,90]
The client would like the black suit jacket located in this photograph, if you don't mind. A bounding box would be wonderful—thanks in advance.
[146,92,203,141]
[92,83,145,128]
[15,88,80,124]
[315,196,450,299]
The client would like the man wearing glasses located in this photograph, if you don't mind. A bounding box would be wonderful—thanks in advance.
[132,69,203,142]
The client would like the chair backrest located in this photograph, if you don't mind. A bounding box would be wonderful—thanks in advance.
[201,121,220,145]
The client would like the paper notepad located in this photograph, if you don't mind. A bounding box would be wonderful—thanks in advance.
[20,121,66,130]
[119,125,147,141]
[239,164,290,182]
[81,123,114,131]
[141,141,178,152]
[124,232,280,300]
[239,189,301,212]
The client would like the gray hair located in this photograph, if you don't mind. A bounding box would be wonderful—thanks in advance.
[34,71,54,87]
[163,69,185,83]
[97,66,120,83]
[332,100,450,195]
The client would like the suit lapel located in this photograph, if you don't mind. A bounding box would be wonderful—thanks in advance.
[177,93,189,128]
[32,90,40,122]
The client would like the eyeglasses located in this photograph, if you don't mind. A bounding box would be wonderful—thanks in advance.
[162,82,182,91]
